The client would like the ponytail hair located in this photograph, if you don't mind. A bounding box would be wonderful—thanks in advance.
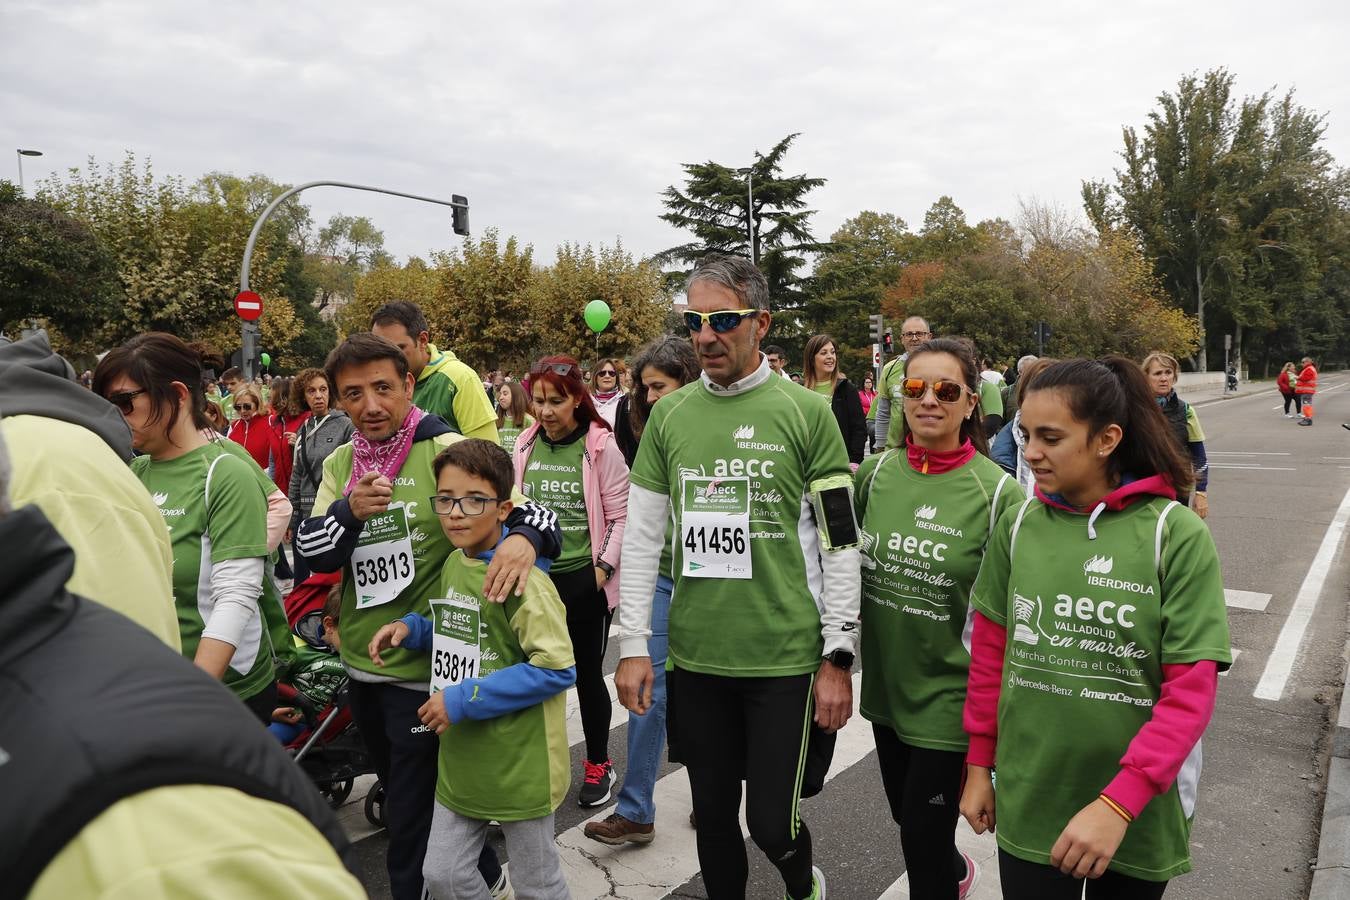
[902,337,989,456]
[1026,356,1193,491]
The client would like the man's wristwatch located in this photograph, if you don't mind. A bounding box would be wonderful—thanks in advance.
[596,560,615,581]
[823,649,855,671]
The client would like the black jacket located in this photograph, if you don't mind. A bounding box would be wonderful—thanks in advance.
[0,506,353,895]
[829,377,867,464]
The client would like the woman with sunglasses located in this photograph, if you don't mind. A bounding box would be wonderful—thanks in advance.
[227,385,283,480]
[803,334,867,466]
[854,337,1023,899]
[589,358,625,428]
[94,333,281,724]
[515,355,629,808]
[585,335,699,846]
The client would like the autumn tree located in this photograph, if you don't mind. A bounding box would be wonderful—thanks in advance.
[528,242,669,367]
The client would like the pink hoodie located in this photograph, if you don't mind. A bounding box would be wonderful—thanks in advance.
[512,420,629,610]
[963,475,1220,818]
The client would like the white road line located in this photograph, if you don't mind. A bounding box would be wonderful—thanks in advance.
[1326,457,1350,461]
[877,818,1000,898]
[1254,486,1350,701]
[1225,590,1272,611]
[1210,451,1292,456]
[556,673,871,899]
[1210,465,1296,471]
[1221,648,1242,677]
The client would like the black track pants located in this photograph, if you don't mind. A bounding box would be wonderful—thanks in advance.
[872,724,966,900]
[669,667,816,900]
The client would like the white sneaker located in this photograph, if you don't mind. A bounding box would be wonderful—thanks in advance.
[489,865,515,900]
[957,850,981,898]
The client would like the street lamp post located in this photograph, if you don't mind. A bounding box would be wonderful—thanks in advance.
[237,180,469,380]
[15,149,43,195]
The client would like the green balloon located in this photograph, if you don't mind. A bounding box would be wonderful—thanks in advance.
[260,352,271,368]
[583,299,612,334]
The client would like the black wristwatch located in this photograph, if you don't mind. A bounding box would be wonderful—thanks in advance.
[824,649,855,671]
[596,560,615,581]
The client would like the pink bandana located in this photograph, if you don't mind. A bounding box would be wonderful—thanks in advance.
[345,405,426,494]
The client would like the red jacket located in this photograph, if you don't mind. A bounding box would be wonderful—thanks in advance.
[228,415,283,475]
[269,412,310,494]
[1276,371,1293,393]
[1296,364,1318,395]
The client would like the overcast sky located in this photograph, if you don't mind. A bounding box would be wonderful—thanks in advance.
[5,1,1349,267]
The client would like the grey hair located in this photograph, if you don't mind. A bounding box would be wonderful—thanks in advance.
[685,254,770,312]
[1017,354,1038,372]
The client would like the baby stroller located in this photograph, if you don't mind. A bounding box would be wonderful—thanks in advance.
[282,571,384,828]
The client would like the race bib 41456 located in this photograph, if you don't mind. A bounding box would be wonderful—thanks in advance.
[680,476,752,579]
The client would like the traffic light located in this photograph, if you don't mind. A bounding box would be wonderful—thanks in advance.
[883,330,893,352]
[452,194,470,236]
[868,314,885,344]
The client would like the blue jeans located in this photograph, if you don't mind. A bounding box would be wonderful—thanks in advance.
[615,574,672,825]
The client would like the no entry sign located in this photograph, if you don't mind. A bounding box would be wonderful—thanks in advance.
[234,290,263,321]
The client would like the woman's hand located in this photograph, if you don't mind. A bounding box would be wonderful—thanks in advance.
[959,765,997,834]
[1049,798,1129,879]
[1192,491,1209,520]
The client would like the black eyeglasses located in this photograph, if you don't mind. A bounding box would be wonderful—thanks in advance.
[900,378,968,403]
[106,389,148,414]
[901,330,932,340]
[429,495,505,517]
[684,309,760,334]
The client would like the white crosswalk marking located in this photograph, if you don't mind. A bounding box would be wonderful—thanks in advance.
[555,672,871,899]
[1221,648,1242,676]
[1224,589,1272,611]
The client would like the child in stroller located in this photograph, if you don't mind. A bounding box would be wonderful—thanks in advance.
[274,572,383,826]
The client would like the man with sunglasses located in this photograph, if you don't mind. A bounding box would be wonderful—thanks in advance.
[874,316,933,449]
[295,333,561,900]
[615,255,861,900]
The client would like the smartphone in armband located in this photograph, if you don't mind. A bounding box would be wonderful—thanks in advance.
[812,485,860,551]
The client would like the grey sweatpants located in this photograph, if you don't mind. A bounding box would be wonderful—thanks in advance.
[423,803,570,900]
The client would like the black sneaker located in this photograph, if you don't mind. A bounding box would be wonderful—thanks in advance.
[579,758,614,807]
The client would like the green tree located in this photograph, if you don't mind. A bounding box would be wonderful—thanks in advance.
[656,133,829,314]
[804,211,914,374]
[1083,69,1347,370]
[0,180,121,342]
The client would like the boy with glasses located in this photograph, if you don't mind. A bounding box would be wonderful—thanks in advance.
[369,440,574,899]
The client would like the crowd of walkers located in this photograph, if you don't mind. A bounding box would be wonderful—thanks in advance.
[6,251,1283,900]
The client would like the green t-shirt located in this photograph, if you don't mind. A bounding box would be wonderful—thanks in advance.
[131,442,277,700]
[415,346,499,442]
[498,414,535,455]
[522,434,590,574]
[978,379,1004,417]
[878,357,907,449]
[433,554,574,820]
[313,434,533,682]
[811,381,833,398]
[970,496,1232,880]
[629,375,852,677]
[854,450,1022,750]
[287,645,347,709]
